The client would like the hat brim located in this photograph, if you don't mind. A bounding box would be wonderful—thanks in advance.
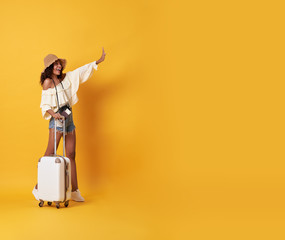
[58,58,67,70]
[42,58,67,73]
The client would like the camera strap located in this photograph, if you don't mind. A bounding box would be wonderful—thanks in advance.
[52,78,61,110]
[51,78,71,111]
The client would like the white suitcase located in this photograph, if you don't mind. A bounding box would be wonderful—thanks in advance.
[37,119,71,209]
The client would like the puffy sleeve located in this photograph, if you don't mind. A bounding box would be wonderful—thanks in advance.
[65,61,98,106]
[67,60,98,84]
[40,88,58,120]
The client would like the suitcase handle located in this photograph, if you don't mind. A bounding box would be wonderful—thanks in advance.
[54,118,66,157]
[54,119,69,203]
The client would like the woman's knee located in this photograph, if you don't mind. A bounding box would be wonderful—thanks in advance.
[44,149,54,156]
[44,145,56,156]
[66,150,76,160]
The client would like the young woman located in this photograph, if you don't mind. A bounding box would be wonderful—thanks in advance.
[33,48,106,201]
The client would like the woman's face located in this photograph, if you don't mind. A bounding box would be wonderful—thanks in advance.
[52,60,62,75]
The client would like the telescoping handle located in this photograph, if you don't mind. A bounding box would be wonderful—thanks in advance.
[54,118,66,157]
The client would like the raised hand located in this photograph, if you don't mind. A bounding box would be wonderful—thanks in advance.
[97,47,106,64]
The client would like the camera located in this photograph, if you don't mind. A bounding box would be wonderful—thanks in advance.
[57,105,72,119]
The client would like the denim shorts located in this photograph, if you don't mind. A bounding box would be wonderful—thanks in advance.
[49,109,76,134]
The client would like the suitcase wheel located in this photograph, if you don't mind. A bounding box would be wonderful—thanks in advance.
[64,201,69,208]
[39,201,44,207]
[47,202,52,206]
[56,203,60,209]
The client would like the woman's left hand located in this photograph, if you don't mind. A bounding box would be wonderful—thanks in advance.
[96,47,106,64]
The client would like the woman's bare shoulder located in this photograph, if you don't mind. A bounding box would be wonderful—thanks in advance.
[42,78,53,90]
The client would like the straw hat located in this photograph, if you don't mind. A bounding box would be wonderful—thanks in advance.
[42,54,67,73]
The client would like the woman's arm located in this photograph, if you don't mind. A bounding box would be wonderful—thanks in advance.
[65,47,107,97]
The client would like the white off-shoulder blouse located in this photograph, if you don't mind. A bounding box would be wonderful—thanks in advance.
[40,61,98,120]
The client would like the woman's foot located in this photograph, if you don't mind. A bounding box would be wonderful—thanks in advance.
[71,189,85,202]
[32,187,39,200]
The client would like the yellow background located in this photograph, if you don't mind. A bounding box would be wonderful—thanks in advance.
[0,0,284,239]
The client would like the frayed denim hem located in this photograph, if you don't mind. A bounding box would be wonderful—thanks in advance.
[49,128,75,135]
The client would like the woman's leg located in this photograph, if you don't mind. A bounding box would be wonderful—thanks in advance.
[65,130,78,191]
[44,128,63,156]
[35,129,63,189]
